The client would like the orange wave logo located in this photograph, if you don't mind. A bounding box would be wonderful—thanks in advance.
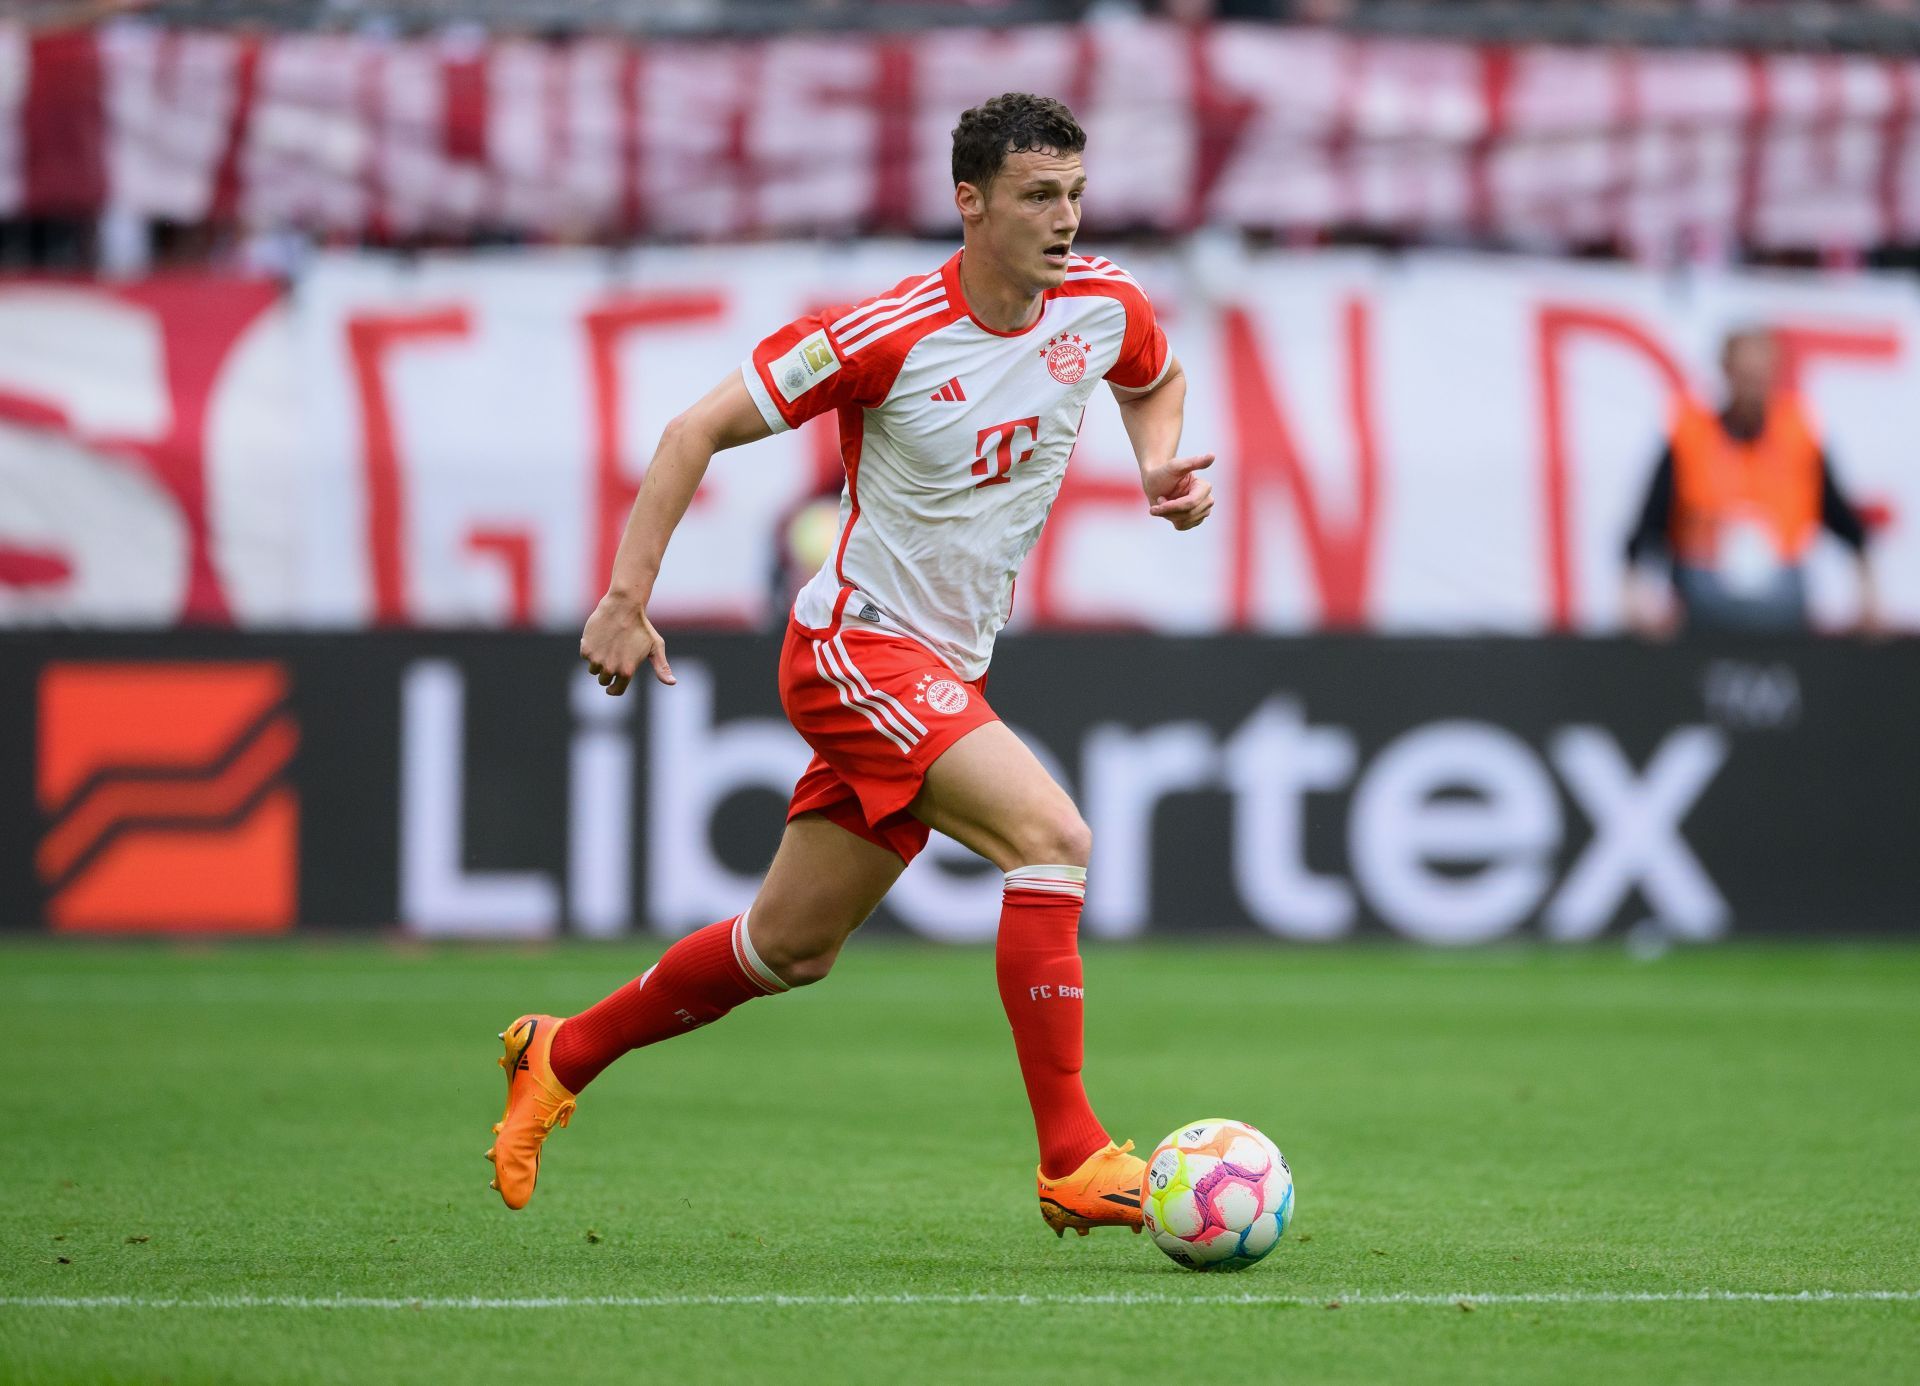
[37,663,299,933]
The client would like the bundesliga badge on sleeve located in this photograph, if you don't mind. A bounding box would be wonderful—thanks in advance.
[774,329,841,402]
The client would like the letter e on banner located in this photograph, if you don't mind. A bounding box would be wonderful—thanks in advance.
[1351,721,1562,944]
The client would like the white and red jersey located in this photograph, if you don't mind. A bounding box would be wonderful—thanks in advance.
[740,247,1170,680]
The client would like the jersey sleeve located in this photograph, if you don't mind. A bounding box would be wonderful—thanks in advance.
[741,309,872,433]
[1105,283,1171,392]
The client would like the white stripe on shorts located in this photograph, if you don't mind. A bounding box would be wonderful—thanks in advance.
[812,640,916,755]
[818,638,923,748]
[829,635,929,738]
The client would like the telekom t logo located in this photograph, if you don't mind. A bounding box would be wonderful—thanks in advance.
[973,417,1040,488]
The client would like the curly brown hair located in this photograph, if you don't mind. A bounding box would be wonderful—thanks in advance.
[950,93,1087,190]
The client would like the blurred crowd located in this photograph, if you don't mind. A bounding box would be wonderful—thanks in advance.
[9,0,1920,33]
[1175,0,1920,17]
[3,0,1918,274]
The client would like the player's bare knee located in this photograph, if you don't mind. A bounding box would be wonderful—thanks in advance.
[760,930,854,987]
[1009,807,1092,868]
[750,908,870,987]
[775,945,841,988]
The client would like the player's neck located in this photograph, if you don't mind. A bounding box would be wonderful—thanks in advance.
[957,247,1045,334]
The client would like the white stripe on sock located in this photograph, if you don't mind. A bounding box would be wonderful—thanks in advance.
[732,910,789,993]
[1004,864,1087,900]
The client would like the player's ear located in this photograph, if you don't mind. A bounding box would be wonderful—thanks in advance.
[955,179,986,223]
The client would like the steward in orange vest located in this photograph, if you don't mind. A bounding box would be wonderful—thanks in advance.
[1623,329,1880,635]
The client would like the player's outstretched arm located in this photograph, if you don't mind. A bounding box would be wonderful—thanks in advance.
[581,372,773,695]
[1111,354,1214,532]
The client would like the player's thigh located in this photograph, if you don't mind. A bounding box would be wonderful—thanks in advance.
[910,721,1089,872]
[750,811,905,965]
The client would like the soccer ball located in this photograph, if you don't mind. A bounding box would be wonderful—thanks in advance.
[1141,1118,1293,1272]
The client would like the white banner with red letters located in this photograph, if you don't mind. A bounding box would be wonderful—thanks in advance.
[5,20,1920,255]
[3,243,1918,633]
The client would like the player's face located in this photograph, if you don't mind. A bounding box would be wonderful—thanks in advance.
[978,149,1086,289]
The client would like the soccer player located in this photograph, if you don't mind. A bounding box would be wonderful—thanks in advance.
[488,92,1215,1238]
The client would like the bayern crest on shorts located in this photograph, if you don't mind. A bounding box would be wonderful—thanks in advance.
[1039,332,1089,385]
[915,673,970,714]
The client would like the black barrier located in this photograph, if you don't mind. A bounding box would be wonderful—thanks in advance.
[3,631,1916,941]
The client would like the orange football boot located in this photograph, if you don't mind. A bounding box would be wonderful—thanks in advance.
[1036,1140,1146,1237]
[484,1014,576,1210]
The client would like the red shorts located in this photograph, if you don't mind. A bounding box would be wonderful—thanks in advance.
[779,606,998,864]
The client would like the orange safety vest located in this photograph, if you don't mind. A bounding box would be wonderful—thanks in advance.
[1667,394,1823,567]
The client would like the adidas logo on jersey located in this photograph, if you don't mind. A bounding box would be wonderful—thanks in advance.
[929,377,967,403]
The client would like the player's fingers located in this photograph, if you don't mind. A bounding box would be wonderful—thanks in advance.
[609,672,631,696]
[1153,488,1208,517]
[586,658,603,675]
[598,669,614,686]
[1177,492,1215,530]
[648,641,677,686]
[1148,481,1193,514]
[1171,452,1215,474]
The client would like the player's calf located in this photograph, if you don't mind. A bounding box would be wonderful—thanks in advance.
[486,914,784,1210]
[996,863,1114,1180]
[545,913,787,1095]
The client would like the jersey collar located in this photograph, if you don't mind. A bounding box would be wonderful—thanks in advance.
[946,248,1050,339]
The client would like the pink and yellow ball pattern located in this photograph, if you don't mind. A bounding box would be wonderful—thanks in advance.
[1141,1118,1294,1272]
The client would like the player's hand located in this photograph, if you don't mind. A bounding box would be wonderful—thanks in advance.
[580,593,675,695]
[1143,453,1215,531]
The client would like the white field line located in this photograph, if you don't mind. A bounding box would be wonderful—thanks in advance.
[1,1291,1915,1311]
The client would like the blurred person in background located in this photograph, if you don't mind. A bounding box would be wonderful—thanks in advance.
[769,449,847,618]
[1622,327,1883,636]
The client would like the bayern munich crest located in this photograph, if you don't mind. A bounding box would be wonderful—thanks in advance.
[1039,332,1089,385]
[915,673,970,715]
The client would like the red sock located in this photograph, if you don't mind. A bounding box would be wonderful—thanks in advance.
[548,914,787,1093]
[996,865,1110,1180]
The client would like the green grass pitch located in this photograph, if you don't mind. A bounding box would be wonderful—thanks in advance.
[3,940,1917,1383]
